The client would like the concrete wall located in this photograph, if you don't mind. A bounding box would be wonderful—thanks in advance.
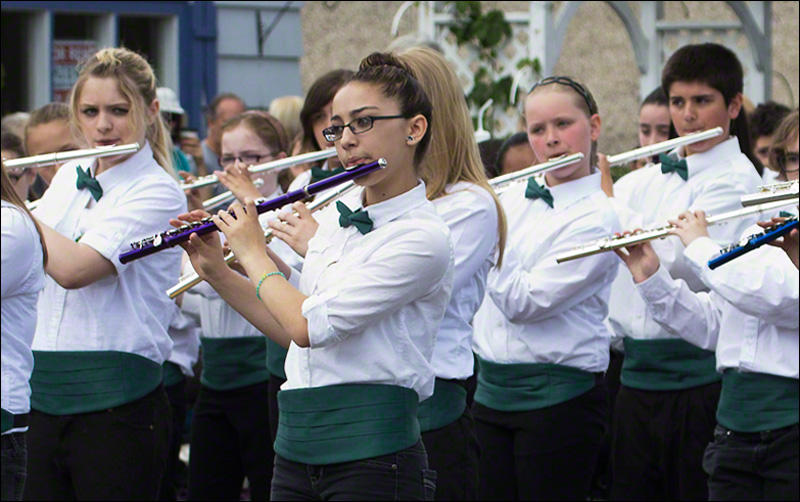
[299,1,799,156]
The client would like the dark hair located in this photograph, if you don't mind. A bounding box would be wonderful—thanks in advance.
[749,101,792,142]
[205,93,246,123]
[495,132,531,175]
[641,87,668,109]
[662,43,763,176]
[1,131,26,157]
[350,52,433,168]
[300,69,354,151]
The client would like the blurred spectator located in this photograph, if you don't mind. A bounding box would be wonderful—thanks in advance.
[1,111,31,140]
[479,138,505,179]
[496,132,536,176]
[157,87,196,176]
[25,103,80,200]
[202,93,246,175]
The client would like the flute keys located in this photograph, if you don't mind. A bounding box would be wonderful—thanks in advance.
[154,234,163,247]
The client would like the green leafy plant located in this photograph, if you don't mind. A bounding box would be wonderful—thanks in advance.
[446,1,540,135]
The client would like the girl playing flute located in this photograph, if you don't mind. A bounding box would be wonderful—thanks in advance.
[25,47,186,500]
[174,52,453,500]
[471,75,621,501]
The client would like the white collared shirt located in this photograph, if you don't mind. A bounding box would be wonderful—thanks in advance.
[283,181,454,401]
[608,136,762,342]
[430,181,498,380]
[166,302,201,377]
[473,172,620,372]
[635,217,799,379]
[32,142,187,364]
[2,201,45,428]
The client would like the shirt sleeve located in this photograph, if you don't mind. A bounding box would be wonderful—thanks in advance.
[302,223,452,349]
[436,188,498,292]
[636,263,721,351]
[684,236,800,329]
[1,207,38,298]
[78,178,187,272]
[488,212,620,324]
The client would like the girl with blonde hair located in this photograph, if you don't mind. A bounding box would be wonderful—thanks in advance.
[25,47,186,500]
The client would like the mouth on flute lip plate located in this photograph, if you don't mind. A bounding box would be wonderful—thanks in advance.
[345,157,371,168]
[95,140,119,147]
[547,153,569,161]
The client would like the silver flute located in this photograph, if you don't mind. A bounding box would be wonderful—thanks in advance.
[490,153,584,195]
[740,180,798,207]
[556,198,799,263]
[4,143,141,169]
[604,127,723,167]
[166,180,359,299]
[180,148,337,191]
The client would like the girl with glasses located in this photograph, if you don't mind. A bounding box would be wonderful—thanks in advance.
[183,110,295,501]
[471,75,621,501]
[172,52,453,500]
[25,47,186,501]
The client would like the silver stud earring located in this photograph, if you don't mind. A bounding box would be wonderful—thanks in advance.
[407,135,414,141]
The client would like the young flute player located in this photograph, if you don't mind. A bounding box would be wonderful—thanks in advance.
[173,52,453,500]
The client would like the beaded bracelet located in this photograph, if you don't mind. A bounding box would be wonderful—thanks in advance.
[256,270,286,300]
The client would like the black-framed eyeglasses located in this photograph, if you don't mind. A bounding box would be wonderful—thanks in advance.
[322,115,406,142]
[778,150,799,172]
[219,152,278,168]
[529,76,598,115]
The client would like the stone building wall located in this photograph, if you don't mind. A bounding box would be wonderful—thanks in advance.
[300,1,799,157]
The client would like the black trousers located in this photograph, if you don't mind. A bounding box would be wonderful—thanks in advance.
[421,406,480,501]
[703,423,799,501]
[24,385,171,501]
[473,380,608,501]
[611,382,721,501]
[271,439,436,501]
[187,380,274,501]
[160,378,187,501]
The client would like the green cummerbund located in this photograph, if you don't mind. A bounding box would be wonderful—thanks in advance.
[717,369,799,433]
[30,351,162,415]
[267,337,288,380]
[474,356,596,412]
[200,337,269,391]
[275,384,420,465]
[621,338,720,391]
[162,361,185,387]
[417,378,467,432]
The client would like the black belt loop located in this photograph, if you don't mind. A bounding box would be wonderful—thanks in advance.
[13,413,29,428]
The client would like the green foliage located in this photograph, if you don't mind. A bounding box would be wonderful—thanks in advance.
[446,1,539,135]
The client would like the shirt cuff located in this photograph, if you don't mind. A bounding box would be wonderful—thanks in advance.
[78,227,127,271]
[683,237,722,275]
[635,263,678,304]
[301,292,341,349]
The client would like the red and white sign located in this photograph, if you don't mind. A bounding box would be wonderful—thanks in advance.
[52,40,96,103]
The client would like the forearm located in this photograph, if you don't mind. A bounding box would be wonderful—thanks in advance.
[206,265,297,348]
[239,252,310,347]
[39,221,115,289]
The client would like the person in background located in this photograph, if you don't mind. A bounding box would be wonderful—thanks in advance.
[24,103,80,200]
[0,112,30,141]
[201,93,246,181]
[749,101,792,183]
[479,138,505,179]
[269,96,304,144]
[1,132,34,203]
[495,132,536,176]
[157,87,197,176]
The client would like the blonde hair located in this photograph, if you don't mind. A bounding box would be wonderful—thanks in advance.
[398,47,507,266]
[269,96,304,145]
[69,47,177,179]
[769,109,799,181]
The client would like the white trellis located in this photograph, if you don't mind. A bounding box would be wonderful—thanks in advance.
[392,1,773,139]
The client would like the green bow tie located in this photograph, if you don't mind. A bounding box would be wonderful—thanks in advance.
[336,201,373,235]
[779,211,794,218]
[524,177,554,208]
[660,154,689,181]
[310,166,345,184]
[75,166,103,201]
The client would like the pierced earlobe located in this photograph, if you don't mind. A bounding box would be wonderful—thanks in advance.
[407,135,414,142]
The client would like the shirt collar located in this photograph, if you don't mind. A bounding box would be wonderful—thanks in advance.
[541,171,603,210]
[358,180,429,229]
[673,135,741,178]
[90,141,158,193]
